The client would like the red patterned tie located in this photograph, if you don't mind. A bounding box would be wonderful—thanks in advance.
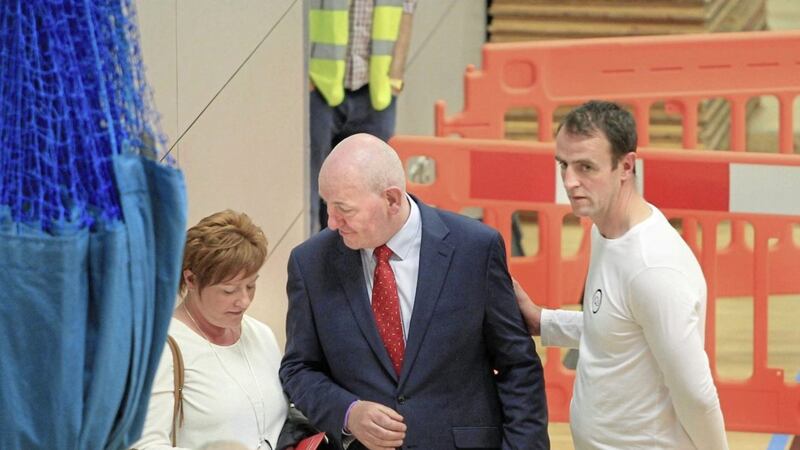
[372,244,405,375]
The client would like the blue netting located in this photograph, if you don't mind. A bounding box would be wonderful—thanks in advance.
[0,0,166,232]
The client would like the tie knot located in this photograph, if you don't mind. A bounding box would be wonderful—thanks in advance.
[374,244,393,263]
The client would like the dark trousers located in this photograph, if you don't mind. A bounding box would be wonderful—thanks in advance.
[309,85,397,233]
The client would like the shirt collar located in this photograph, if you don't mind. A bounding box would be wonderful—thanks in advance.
[364,194,421,261]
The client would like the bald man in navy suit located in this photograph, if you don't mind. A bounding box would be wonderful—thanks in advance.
[280,133,549,450]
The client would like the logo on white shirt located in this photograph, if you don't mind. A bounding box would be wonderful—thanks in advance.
[591,289,603,314]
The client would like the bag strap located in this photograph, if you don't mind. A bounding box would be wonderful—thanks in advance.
[166,335,184,447]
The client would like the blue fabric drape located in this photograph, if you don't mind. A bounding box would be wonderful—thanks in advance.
[0,154,187,449]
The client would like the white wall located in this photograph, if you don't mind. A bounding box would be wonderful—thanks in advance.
[134,0,486,346]
[397,0,486,135]
[136,0,306,346]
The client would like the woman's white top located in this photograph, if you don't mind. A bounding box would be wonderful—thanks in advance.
[132,316,288,450]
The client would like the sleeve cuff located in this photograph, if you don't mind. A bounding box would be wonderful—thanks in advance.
[540,309,555,347]
[343,400,358,434]
[540,308,583,348]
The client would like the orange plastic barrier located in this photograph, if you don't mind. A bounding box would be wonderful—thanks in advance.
[436,30,800,300]
[391,135,800,435]
[435,30,800,153]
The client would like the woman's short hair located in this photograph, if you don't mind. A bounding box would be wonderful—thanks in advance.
[179,210,268,294]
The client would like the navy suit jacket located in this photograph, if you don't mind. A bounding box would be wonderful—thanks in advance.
[280,199,549,449]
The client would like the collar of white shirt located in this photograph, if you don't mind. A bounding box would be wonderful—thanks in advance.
[362,194,421,261]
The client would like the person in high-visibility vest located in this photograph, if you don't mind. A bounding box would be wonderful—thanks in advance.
[308,0,416,234]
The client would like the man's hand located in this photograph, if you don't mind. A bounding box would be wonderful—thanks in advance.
[347,400,406,450]
[513,278,542,336]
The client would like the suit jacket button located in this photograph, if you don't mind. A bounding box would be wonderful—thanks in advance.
[397,395,406,404]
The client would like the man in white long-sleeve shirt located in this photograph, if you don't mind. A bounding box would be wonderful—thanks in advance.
[515,100,729,449]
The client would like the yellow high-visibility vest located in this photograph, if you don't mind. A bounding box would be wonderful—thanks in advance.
[309,0,403,111]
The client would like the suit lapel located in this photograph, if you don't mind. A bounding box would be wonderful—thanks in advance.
[399,202,453,387]
[332,240,399,380]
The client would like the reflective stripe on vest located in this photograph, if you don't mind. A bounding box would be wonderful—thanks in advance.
[309,0,348,8]
[309,0,403,111]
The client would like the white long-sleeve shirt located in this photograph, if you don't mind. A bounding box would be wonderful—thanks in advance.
[132,316,288,450]
[541,205,728,450]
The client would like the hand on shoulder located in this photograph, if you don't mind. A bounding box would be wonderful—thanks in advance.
[513,278,542,336]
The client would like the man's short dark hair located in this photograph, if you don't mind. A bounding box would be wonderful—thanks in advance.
[557,100,637,167]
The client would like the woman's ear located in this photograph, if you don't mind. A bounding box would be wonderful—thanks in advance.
[183,269,197,291]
